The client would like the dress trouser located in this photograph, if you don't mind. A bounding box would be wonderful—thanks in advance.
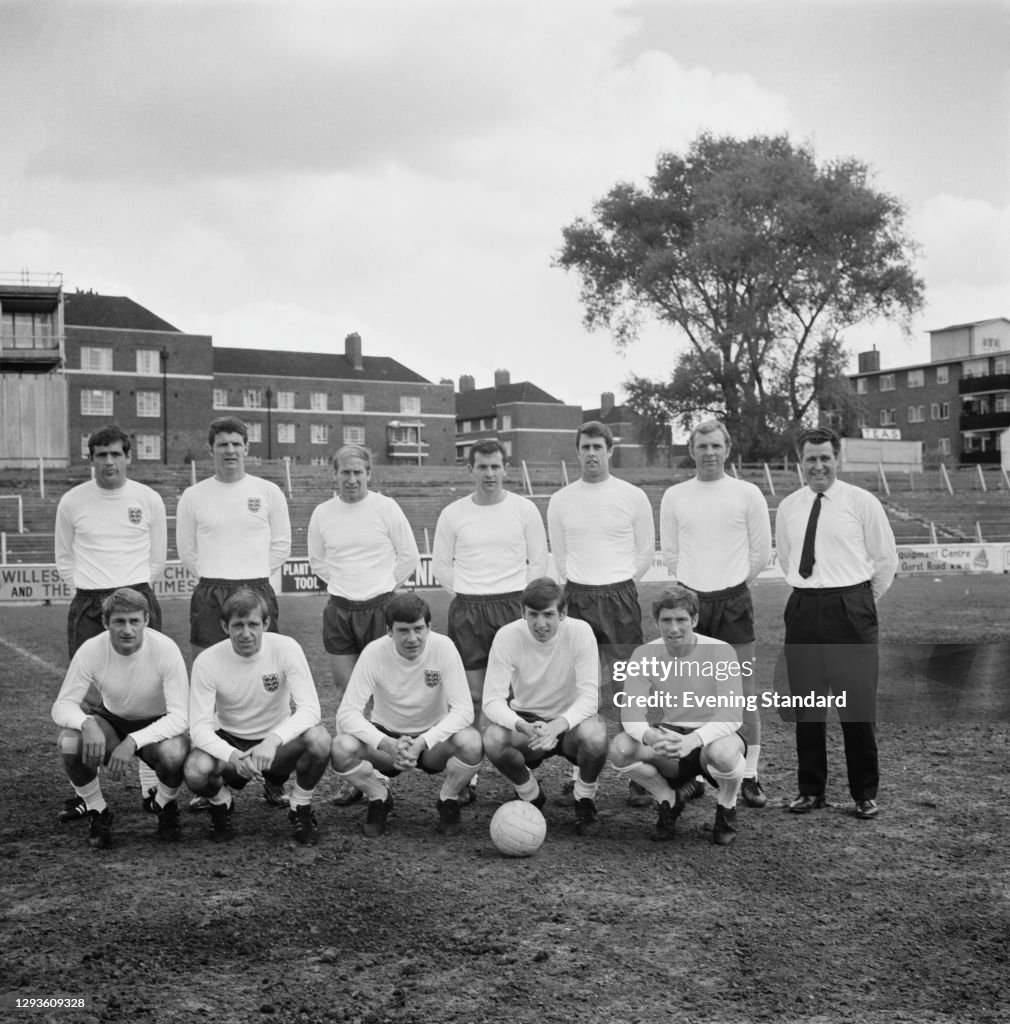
[783,581,879,801]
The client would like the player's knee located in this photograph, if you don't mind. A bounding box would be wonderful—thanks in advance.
[183,749,217,794]
[156,734,190,773]
[481,725,511,761]
[57,728,82,761]
[329,733,362,771]
[453,727,483,764]
[303,725,332,763]
[608,731,638,768]
[582,715,608,753]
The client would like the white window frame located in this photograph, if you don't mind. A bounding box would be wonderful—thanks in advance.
[137,390,161,418]
[81,389,113,416]
[81,346,113,372]
[243,388,263,409]
[939,402,950,420]
[343,394,364,413]
[247,422,262,443]
[936,366,949,385]
[135,434,161,461]
[311,424,329,445]
[311,392,328,412]
[938,438,951,455]
[907,369,924,388]
[400,396,421,415]
[276,391,296,410]
[213,388,228,409]
[136,349,160,375]
[879,374,895,392]
[855,379,867,395]
[342,425,366,445]
[277,423,296,444]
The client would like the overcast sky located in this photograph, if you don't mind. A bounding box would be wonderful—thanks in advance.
[1,0,1007,409]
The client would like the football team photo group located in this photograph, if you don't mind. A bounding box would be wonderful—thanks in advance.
[51,414,897,856]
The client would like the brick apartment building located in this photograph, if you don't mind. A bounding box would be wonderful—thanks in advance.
[582,391,673,468]
[847,317,1010,466]
[1,276,454,466]
[212,334,455,466]
[454,370,582,465]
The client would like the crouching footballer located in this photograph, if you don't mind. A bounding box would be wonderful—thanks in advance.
[184,589,331,845]
[51,587,190,848]
[609,586,747,845]
[329,593,482,838]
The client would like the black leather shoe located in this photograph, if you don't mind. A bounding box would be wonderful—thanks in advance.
[788,793,826,814]
[854,799,879,819]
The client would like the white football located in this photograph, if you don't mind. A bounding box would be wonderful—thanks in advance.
[490,800,547,857]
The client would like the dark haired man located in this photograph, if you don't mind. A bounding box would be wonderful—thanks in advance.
[547,421,654,806]
[55,424,167,821]
[775,427,897,820]
[610,585,747,845]
[184,589,330,844]
[482,577,608,837]
[330,593,481,838]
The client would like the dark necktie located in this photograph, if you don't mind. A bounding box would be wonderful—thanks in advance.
[798,493,823,579]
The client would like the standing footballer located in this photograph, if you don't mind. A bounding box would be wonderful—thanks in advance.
[660,419,772,807]
[547,420,654,805]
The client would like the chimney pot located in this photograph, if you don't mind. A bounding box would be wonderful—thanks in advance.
[345,332,364,371]
[494,369,510,388]
[459,374,475,392]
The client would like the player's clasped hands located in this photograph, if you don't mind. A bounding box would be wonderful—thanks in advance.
[228,749,263,782]
[392,735,422,771]
[527,719,563,753]
[649,730,686,759]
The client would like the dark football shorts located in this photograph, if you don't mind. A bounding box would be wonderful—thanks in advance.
[372,723,444,777]
[693,581,755,646]
[91,707,162,744]
[447,591,524,670]
[190,577,279,647]
[321,592,394,656]
[513,710,578,769]
[655,723,747,789]
[214,727,289,789]
[564,578,644,649]
[67,582,162,659]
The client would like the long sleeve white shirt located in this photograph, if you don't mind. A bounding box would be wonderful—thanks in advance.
[619,635,742,748]
[307,491,419,599]
[336,633,473,751]
[547,477,655,585]
[189,634,321,762]
[51,629,188,749]
[175,474,291,580]
[775,479,898,600]
[431,491,548,595]
[482,617,599,731]
[660,476,772,590]
[55,480,167,589]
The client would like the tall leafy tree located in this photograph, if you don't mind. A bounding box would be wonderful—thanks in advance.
[557,134,924,458]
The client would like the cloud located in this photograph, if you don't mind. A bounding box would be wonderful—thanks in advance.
[914,194,1010,292]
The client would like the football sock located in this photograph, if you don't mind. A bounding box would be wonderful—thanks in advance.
[137,760,158,795]
[337,761,389,801]
[612,761,677,806]
[744,743,761,778]
[289,783,314,809]
[708,753,746,809]
[155,782,180,809]
[514,774,540,802]
[209,788,233,808]
[439,756,481,801]
[73,777,106,813]
[572,776,599,801]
